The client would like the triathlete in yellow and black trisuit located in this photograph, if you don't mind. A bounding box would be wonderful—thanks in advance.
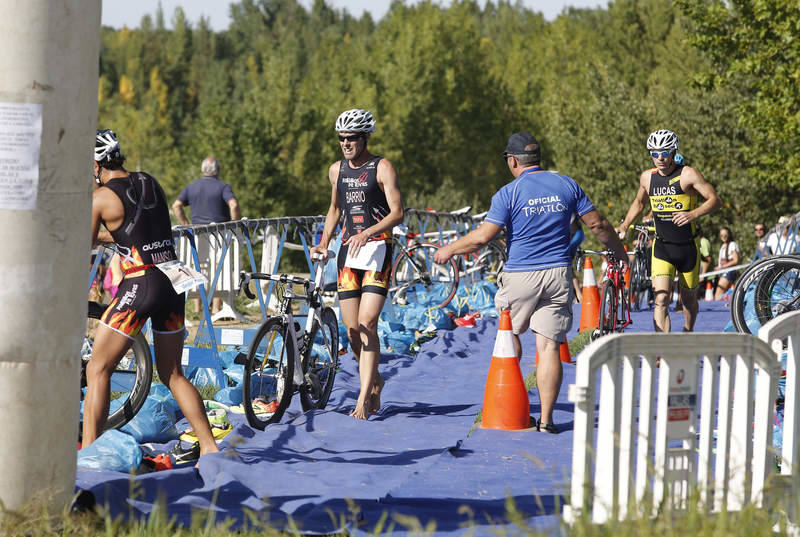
[648,164,701,291]
[335,156,394,299]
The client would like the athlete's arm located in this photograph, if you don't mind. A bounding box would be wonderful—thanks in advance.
[616,171,650,238]
[310,162,343,257]
[582,209,629,270]
[345,158,405,256]
[433,221,502,264]
[672,166,722,227]
[172,199,191,226]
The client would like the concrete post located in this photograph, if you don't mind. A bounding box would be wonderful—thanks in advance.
[0,0,101,515]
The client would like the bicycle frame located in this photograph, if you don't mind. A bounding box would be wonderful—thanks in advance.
[583,249,632,339]
[240,254,334,387]
[604,260,633,332]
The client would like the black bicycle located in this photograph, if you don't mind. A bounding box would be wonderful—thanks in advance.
[627,224,655,311]
[82,301,153,434]
[82,244,154,436]
[730,254,800,334]
[238,252,340,429]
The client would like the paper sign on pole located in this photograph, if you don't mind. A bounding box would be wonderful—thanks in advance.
[0,102,42,210]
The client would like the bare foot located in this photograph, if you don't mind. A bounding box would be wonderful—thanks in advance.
[370,376,385,414]
[349,399,372,420]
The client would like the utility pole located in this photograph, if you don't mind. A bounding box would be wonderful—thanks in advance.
[0,0,101,515]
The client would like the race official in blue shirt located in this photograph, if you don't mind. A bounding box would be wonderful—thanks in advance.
[435,131,627,433]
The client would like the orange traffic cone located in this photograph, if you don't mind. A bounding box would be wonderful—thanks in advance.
[481,310,531,430]
[535,342,572,365]
[704,281,714,301]
[578,256,601,332]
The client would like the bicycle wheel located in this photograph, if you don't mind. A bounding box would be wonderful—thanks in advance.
[730,256,788,333]
[753,256,800,327]
[593,281,616,341]
[390,243,458,309]
[476,240,506,283]
[82,301,152,433]
[627,254,646,311]
[300,306,340,411]
[243,317,295,429]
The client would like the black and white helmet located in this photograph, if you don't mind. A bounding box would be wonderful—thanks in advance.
[335,109,376,133]
[95,129,125,167]
[646,129,679,151]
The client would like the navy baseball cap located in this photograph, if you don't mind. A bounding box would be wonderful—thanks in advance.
[502,131,541,160]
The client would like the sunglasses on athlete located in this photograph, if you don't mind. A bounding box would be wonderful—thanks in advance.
[338,134,364,142]
[650,150,672,159]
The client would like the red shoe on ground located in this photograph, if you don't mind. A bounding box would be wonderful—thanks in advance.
[454,312,481,327]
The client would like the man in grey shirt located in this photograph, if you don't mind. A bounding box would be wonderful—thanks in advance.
[172,157,241,314]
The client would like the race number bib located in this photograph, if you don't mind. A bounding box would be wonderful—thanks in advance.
[156,260,208,294]
[345,240,387,271]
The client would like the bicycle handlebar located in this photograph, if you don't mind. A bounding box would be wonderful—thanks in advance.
[239,249,333,300]
[628,224,656,233]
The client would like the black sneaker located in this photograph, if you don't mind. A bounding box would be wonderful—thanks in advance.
[169,441,200,464]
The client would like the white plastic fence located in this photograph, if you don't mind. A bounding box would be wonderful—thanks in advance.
[563,332,780,524]
[758,310,800,527]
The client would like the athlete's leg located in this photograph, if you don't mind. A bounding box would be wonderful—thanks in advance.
[82,325,135,446]
[153,330,219,457]
[651,242,677,332]
[350,292,386,419]
[535,332,562,427]
[652,276,672,332]
[679,286,699,331]
[339,296,362,360]
[678,250,701,331]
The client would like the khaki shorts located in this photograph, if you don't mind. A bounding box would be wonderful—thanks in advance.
[494,267,573,343]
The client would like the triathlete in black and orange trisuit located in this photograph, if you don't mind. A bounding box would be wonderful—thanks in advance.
[335,154,393,300]
[617,129,722,333]
[310,109,405,420]
[84,129,219,460]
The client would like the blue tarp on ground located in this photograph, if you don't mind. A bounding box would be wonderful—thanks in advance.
[76,300,733,535]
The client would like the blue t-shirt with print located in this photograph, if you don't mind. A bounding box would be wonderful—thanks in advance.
[485,168,595,272]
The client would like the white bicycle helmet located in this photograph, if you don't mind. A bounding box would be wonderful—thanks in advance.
[646,129,679,151]
[335,109,376,133]
[95,129,125,166]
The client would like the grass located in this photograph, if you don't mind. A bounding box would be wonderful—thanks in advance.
[1,487,795,537]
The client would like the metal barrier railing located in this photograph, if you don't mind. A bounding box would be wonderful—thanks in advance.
[563,332,780,524]
[87,208,489,386]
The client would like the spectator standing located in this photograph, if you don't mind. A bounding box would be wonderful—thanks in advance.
[434,131,627,433]
[752,222,772,260]
[714,226,740,299]
[172,157,241,315]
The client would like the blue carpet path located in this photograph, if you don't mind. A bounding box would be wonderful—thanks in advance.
[75,300,733,536]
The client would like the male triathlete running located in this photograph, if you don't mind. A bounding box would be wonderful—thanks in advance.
[310,109,404,420]
[617,129,722,332]
[85,130,219,458]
